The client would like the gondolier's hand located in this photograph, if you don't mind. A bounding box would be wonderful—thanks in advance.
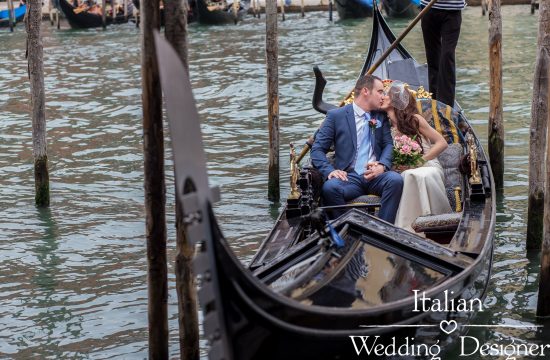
[328,170,348,181]
[364,162,384,181]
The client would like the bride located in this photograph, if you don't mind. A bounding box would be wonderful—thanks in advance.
[381,81,451,233]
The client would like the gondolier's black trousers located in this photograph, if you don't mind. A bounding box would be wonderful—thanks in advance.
[421,8,462,107]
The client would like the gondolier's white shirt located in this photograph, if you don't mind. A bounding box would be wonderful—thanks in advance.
[420,0,466,10]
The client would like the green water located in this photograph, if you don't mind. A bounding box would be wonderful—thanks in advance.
[0,5,546,358]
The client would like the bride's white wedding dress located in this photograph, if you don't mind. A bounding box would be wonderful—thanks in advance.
[392,130,451,233]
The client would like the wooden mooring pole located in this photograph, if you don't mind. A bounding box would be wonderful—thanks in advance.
[26,0,50,207]
[528,0,550,250]
[329,0,333,21]
[102,0,107,28]
[537,0,550,317]
[112,0,116,22]
[7,0,15,32]
[49,0,54,26]
[279,0,285,21]
[488,0,504,190]
[252,0,258,17]
[141,0,169,358]
[164,0,199,357]
[266,0,280,202]
[301,0,305,17]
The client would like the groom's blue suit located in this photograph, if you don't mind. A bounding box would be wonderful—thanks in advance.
[311,104,403,223]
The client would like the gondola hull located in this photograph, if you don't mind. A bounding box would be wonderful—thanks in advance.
[57,0,130,29]
[0,4,26,28]
[334,0,373,19]
[153,0,496,356]
[380,0,419,17]
[212,201,494,359]
[195,0,249,24]
[131,0,198,26]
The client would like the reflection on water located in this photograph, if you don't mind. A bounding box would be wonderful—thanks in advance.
[0,5,542,358]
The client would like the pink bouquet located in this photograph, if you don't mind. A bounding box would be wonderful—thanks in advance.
[392,134,424,171]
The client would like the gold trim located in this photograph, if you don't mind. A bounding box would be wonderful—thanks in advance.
[454,187,462,212]
[432,99,442,136]
[289,143,300,199]
[415,86,432,100]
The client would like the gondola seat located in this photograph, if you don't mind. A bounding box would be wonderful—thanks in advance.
[347,194,381,215]
[410,142,464,242]
[397,96,466,240]
[411,212,462,241]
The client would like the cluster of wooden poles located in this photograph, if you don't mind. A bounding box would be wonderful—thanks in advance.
[248,0,335,21]
[20,0,549,358]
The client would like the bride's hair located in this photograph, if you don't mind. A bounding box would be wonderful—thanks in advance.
[391,88,423,151]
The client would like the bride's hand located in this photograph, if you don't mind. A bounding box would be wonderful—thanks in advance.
[393,164,413,173]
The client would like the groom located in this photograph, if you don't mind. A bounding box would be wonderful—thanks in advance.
[311,74,403,223]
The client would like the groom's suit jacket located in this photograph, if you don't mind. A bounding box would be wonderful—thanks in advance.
[311,104,394,179]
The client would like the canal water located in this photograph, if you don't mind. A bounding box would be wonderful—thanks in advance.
[0,5,546,359]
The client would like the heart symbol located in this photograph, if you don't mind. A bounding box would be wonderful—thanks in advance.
[440,320,458,334]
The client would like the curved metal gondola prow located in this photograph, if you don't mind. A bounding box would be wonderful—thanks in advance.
[312,66,338,115]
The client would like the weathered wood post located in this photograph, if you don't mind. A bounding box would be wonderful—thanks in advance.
[56,7,61,29]
[301,0,304,17]
[102,0,107,28]
[141,0,169,358]
[528,0,550,250]
[538,83,550,316]
[279,0,285,21]
[266,0,280,201]
[252,0,258,17]
[7,0,15,32]
[26,0,50,207]
[538,0,550,315]
[124,0,128,21]
[488,0,503,190]
[112,0,116,22]
[329,0,333,21]
[164,0,199,358]
[49,0,54,26]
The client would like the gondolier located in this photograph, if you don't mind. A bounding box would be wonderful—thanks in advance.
[420,0,465,107]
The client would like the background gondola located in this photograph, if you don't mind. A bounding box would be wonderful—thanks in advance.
[0,2,26,28]
[57,0,132,29]
[195,0,250,25]
[131,0,198,27]
[380,0,419,17]
[334,0,373,19]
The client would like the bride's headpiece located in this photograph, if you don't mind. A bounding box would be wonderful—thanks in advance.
[386,80,412,111]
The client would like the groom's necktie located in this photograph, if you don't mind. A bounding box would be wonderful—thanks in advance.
[354,112,373,175]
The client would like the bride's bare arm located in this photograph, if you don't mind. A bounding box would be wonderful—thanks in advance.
[416,114,448,161]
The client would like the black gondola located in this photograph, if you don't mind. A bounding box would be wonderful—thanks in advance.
[133,0,246,25]
[131,0,198,27]
[380,0,419,18]
[153,2,495,358]
[334,0,373,19]
[195,0,250,25]
[57,0,131,29]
